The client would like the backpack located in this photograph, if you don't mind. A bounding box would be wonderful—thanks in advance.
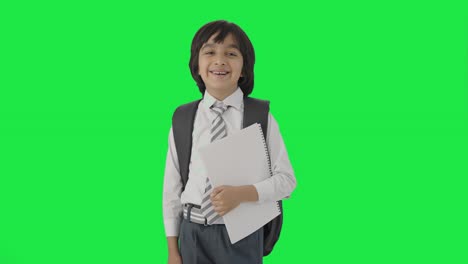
[171,96,283,256]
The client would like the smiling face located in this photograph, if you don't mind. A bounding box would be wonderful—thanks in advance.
[198,33,244,100]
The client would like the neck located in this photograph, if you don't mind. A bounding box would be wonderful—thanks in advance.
[206,86,237,101]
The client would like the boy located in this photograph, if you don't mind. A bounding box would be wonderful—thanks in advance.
[163,20,297,264]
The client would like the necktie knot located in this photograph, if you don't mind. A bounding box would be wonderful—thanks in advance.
[211,101,228,116]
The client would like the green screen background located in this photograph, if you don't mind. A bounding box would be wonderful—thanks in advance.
[1,1,467,263]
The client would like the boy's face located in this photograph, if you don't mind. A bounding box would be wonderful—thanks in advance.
[198,33,243,96]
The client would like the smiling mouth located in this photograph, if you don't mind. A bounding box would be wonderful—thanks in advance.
[210,71,230,75]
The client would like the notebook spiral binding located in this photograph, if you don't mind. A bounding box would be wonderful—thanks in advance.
[256,123,281,213]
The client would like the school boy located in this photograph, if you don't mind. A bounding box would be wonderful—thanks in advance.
[163,20,297,264]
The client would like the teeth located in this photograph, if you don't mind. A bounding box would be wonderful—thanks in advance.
[211,71,228,75]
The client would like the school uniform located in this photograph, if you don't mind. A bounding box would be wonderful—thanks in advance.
[163,87,297,263]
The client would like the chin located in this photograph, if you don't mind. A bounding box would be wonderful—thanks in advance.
[208,84,236,90]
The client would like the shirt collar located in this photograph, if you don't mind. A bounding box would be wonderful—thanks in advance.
[202,87,244,111]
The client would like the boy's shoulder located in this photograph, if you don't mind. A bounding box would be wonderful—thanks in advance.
[244,96,270,105]
[173,99,202,113]
[243,97,270,114]
[171,99,202,125]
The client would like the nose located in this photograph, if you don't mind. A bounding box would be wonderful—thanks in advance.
[213,54,226,65]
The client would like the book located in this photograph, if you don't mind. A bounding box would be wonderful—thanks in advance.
[198,123,281,244]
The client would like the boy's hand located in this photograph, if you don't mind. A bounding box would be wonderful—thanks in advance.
[210,185,242,216]
[167,236,182,264]
[210,185,259,216]
[168,253,182,264]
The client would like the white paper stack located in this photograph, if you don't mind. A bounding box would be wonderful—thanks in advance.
[198,123,281,244]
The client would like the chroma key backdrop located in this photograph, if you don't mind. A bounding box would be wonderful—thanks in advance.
[1,1,467,263]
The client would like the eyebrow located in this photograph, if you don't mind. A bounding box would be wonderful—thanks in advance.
[201,43,240,50]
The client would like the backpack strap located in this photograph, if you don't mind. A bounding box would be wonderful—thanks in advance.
[242,97,269,136]
[172,99,202,191]
[242,98,283,256]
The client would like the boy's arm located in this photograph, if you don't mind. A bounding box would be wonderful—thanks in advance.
[163,127,183,254]
[252,112,297,203]
[167,236,181,261]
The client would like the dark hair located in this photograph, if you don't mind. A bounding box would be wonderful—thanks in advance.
[189,20,255,97]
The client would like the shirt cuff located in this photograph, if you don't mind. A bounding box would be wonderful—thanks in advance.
[253,180,275,203]
[164,217,182,237]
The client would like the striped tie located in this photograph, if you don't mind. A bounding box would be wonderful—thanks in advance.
[200,101,229,224]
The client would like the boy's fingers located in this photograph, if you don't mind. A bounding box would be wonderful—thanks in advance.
[210,190,219,199]
[212,185,226,193]
[211,188,218,196]
[211,192,223,201]
[211,186,225,198]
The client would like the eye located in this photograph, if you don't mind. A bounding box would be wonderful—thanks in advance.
[228,52,237,56]
[204,51,214,55]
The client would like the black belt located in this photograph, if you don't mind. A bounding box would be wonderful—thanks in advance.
[186,203,200,209]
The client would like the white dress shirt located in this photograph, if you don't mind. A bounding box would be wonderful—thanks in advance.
[163,87,297,237]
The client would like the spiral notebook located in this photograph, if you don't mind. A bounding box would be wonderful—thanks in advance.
[198,123,281,244]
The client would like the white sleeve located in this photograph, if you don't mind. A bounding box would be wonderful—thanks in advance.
[253,113,297,203]
[162,126,183,237]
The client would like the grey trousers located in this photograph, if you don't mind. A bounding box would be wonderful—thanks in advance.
[179,218,264,264]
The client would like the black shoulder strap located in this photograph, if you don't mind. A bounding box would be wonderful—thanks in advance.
[171,99,202,190]
[242,97,269,135]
